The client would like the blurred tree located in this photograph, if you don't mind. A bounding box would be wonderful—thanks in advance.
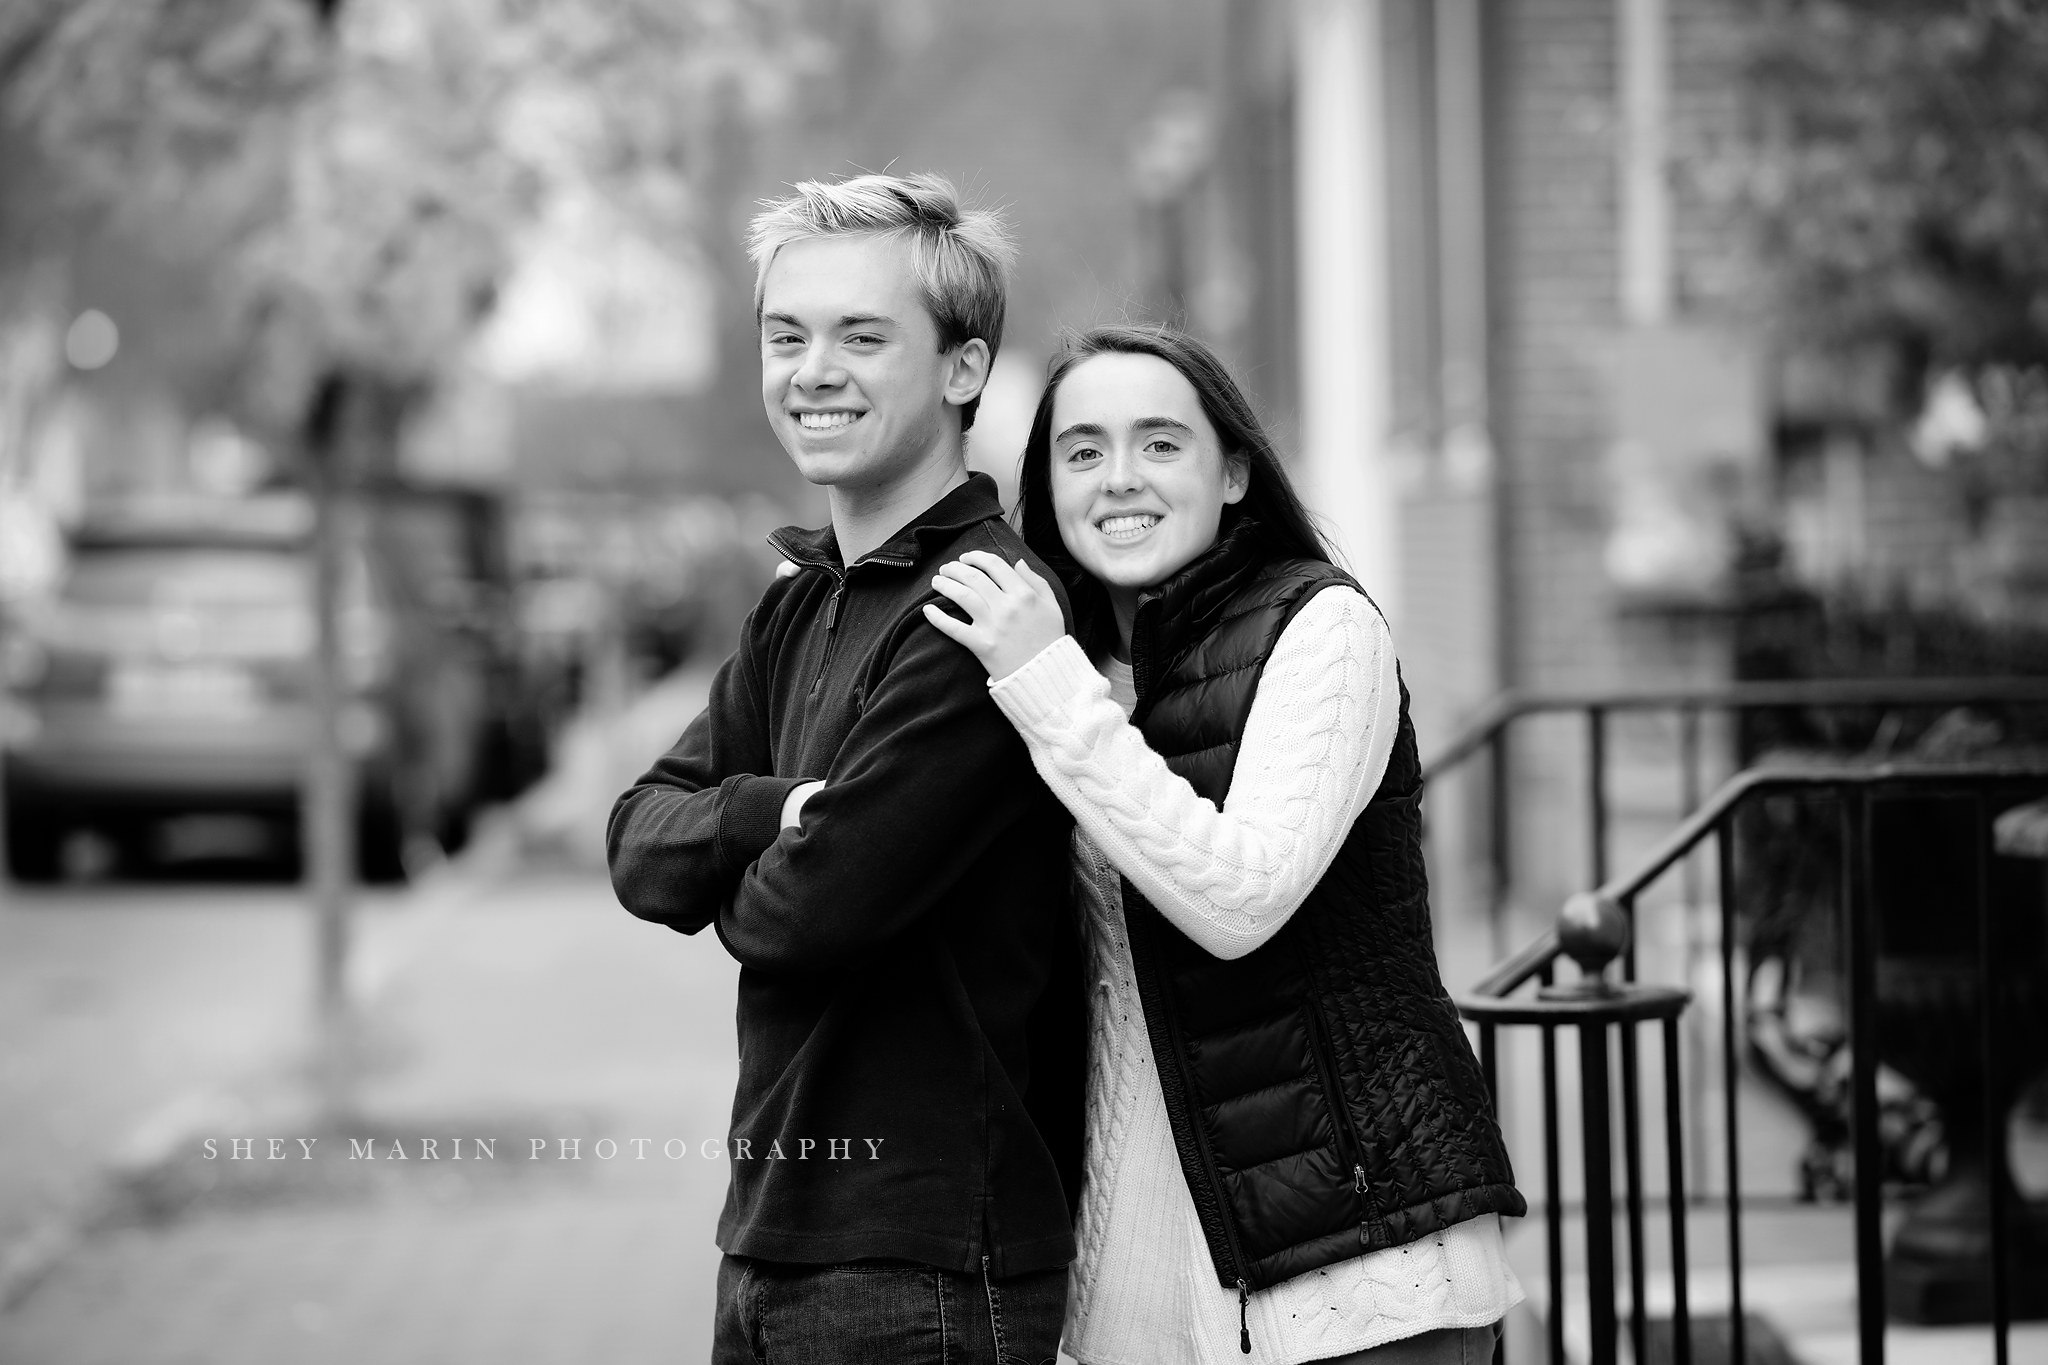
[3,0,826,435]
[1742,1,2048,399]
[0,0,838,1059]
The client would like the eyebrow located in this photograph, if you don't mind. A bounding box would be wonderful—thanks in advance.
[1054,417,1199,445]
[760,312,899,330]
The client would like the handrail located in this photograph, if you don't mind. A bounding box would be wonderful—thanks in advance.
[1465,755,2048,1000]
[1456,742,2048,1365]
[1421,676,2048,781]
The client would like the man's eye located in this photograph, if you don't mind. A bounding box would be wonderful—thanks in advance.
[766,333,802,346]
[846,333,885,346]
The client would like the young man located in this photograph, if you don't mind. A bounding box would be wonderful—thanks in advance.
[607,173,1081,1364]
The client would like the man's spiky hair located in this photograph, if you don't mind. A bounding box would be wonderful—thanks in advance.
[748,172,1017,430]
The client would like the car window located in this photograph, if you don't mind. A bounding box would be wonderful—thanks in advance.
[65,551,308,608]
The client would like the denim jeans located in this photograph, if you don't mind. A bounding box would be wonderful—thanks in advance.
[711,1254,1067,1365]
[1318,1320,1503,1365]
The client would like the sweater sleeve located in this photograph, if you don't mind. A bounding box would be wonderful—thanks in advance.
[606,610,809,936]
[987,585,1398,961]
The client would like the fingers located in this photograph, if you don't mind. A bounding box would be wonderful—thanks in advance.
[1012,558,1053,595]
[937,557,1004,599]
[957,550,1029,595]
[935,563,1006,618]
[774,560,800,580]
[920,601,977,647]
[928,572,992,621]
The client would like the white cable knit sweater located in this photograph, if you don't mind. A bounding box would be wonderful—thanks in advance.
[988,587,1521,1365]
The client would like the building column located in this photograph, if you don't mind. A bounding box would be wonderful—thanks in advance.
[1617,0,1672,326]
[1291,0,1398,624]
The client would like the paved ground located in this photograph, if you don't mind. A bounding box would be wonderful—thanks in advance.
[0,883,326,1259]
[0,857,739,1365]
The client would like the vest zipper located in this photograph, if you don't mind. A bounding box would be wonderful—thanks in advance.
[1128,600,1158,722]
[1306,1003,1389,1250]
[1123,901,1254,1291]
[1237,1278,1251,1354]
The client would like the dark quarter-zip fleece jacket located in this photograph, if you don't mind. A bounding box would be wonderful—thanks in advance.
[606,474,1083,1277]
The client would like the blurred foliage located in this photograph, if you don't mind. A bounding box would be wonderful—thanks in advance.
[1961,362,2048,496]
[1741,0,2048,375]
[0,0,828,441]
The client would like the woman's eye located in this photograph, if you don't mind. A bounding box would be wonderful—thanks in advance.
[1144,439,1181,455]
[1066,447,1102,465]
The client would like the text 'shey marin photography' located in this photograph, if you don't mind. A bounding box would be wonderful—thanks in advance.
[199,1137,889,1162]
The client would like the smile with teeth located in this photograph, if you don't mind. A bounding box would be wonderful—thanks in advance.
[1098,514,1161,542]
[796,410,863,432]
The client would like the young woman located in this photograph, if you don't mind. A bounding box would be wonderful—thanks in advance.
[922,327,1525,1365]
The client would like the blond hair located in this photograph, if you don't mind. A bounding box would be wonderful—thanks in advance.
[747,172,1016,429]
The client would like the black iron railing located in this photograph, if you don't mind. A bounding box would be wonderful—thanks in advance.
[1456,758,2048,1365]
[1424,677,2048,953]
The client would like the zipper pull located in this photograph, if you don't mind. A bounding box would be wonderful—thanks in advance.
[1355,1163,1373,1247]
[1237,1278,1250,1355]
[810,582,845,699]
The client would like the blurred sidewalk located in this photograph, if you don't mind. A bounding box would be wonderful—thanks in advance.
[0,672,740,1365]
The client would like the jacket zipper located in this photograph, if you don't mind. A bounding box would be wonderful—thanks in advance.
[1306,1003,1387,1250]
[809,575,846,698]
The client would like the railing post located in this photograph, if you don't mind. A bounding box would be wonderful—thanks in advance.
[1620,1015,1648,1365]
[1480,1021,1498,1104]
[1478,1019,1506,1365]
[1842,789,1885,1365]
[1491,728,1512,963]
[1588,706,1609,890]
[1716,816,1746,1365]
[1540,967,1565,1365]
[1580,1020,1619,1365]
[1679,704,1710,1197]
[1973,792,2011,1365]
[1663,1014,1692,1365]
[1616,890,1649,1365]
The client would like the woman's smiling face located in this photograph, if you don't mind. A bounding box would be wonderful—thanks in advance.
[1049,352,1247,611]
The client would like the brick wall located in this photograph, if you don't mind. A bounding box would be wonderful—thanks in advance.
[1483,0,1752,921]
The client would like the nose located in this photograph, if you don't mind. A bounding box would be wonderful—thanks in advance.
[791,338,845,395]
[1100,444,1145,496]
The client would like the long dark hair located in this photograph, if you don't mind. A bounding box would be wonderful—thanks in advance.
[1016,325,1332,656]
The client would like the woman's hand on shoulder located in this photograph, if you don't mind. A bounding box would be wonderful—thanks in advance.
[921,550,1067,681]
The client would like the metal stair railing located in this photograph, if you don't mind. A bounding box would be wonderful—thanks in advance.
[1458,757,2048,1365]
[1420,676,2048,960]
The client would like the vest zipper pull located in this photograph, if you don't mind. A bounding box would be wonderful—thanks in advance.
[1355,1163,1371,1246]
[1237,1278,1251,1354]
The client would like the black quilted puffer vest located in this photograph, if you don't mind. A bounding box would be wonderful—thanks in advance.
[1121,522,1525,1294]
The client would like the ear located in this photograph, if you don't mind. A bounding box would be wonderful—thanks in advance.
[1222,451,1251,505]
[943,338,993,411]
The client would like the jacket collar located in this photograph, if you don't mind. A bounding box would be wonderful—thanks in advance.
[767,472,1006,574]
[1130,516,1268,707]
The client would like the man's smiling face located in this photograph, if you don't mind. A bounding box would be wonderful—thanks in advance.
[759,233,962,493]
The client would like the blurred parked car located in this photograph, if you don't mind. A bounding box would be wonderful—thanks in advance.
[1,489,545,882]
